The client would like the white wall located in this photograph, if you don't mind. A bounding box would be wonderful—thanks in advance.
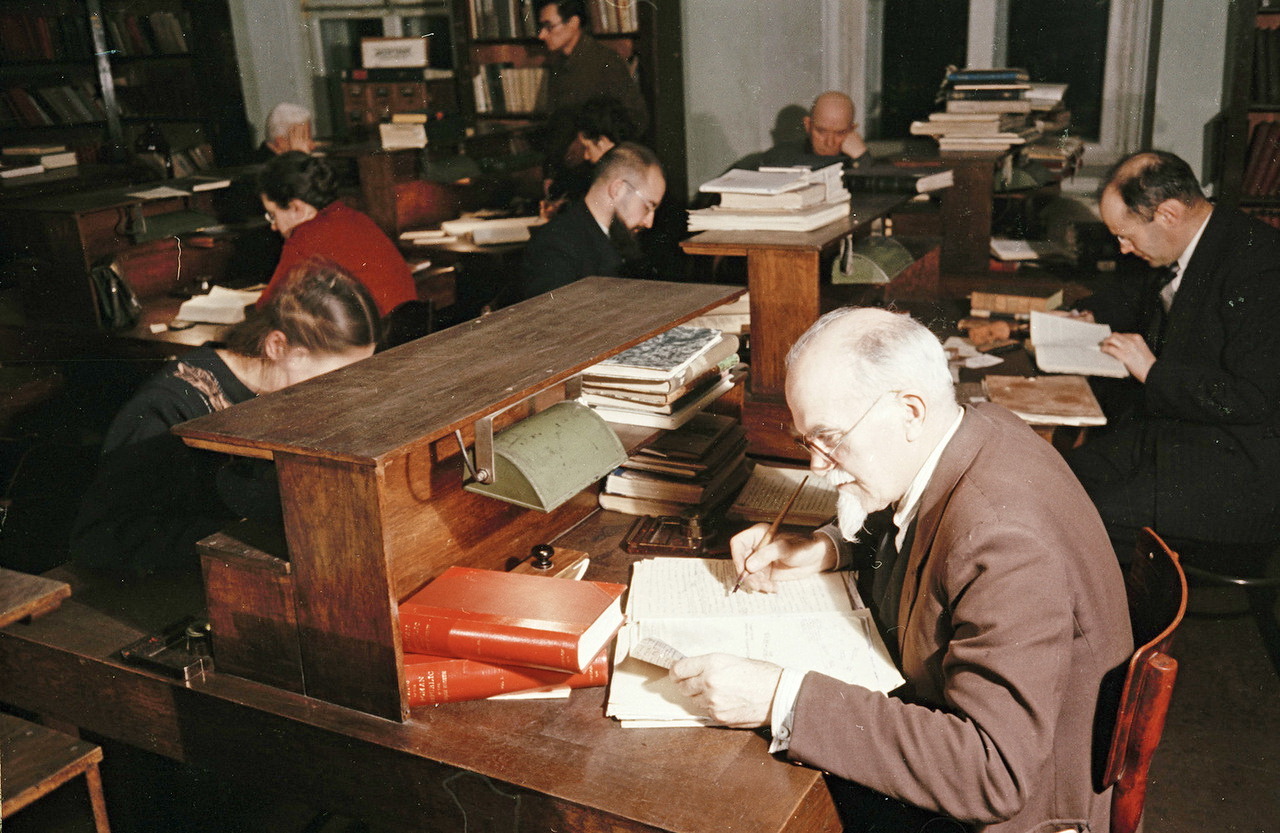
[681,1,830,197]
[228,0,315,147]
[1150,0,1230,184]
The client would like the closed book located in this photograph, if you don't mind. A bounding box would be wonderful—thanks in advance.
[970,284,1063,313]
[590,326,723,382]
[982,374,1105,428]
[2,143,66,156]
[605,442,747,504]
[945,67,1029,84]
[946,87,1026,101]
[632,412,737,461]
[583,364,729,407]
[403,650,609,706]
[844,164,953,194]
[687,200,850,233]
[597,457,751,516]
[622,425,747,479]
[0,161,44,178]
[583,334,738,390]
[399,567,627,673]
[944,99,1032,115]
[3,149,76,169]
[717,182,829,210]
[584,370,726,415]
[590,368,742,430]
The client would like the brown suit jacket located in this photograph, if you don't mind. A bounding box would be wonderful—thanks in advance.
[790,403,1132,832]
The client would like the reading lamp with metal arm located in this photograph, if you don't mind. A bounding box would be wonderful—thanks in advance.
[458,376,627,513]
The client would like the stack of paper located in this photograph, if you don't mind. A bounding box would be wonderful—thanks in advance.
[689,163,851,233]
[606,557,903,727]
[438,214,543,245]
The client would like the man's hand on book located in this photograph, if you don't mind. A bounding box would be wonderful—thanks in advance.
[730,526,838,593]
[669,653,781,728]
[1100,332,1156,382]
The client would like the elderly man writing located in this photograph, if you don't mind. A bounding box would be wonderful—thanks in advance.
[672,307,1132,833]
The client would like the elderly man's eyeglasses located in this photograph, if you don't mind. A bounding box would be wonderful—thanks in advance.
[622,180,659,214]
[792,390,895,466]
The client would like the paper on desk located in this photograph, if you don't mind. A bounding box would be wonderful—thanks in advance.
[128,185,191,200]
[606,558,902,727]
[964,353,1004,369]
[176,286,262,325]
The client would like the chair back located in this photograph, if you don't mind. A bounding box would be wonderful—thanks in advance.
[1103,527,1188,833]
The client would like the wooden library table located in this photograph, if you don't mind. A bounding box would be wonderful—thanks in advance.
[0,510,842,833]
[680,194,907,457]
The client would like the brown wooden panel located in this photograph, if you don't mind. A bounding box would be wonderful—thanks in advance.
[748,248,821,397]
[275,452,405,719]
[199,529,304,694]
[176,278,744,463]
[939,151,1003,276]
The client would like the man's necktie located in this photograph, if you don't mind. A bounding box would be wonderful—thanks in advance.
[1159,263,1180,312]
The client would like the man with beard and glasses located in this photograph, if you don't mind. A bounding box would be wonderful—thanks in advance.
[669,307,1132,833]
[520,142,665,299]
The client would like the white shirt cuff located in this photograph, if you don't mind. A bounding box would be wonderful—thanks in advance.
[768,668,807,753]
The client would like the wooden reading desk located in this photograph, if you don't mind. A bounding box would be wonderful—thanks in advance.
[0,276,844,832]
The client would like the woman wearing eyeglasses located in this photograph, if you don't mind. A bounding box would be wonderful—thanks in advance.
[256,152,417,318]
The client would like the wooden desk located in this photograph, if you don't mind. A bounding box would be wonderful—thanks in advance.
[0,515,840,833]
[0,179,234,328]
[679,195,905,457]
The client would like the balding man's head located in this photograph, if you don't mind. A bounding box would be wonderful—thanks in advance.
[587,142,665,233]
[804,92,857,157]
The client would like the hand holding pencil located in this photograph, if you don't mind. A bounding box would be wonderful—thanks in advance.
[729,476,841,593]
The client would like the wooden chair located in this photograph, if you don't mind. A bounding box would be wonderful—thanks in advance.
[1102,527,1188,833]
[1,712,111,832]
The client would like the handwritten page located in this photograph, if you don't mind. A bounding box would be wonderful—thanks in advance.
[607,557,903,727]
[727,463,837,526]
[1029,311,1129,378]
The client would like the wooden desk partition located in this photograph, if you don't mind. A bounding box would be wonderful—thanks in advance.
[938,149,1009,276]
[175,277,743,721]
[680,195,904,457]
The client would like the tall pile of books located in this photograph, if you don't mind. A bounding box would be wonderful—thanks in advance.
[912,67,1042,153]
[583,325,743,429]
[688,163,850,232]
[598,411,750,518]
[397,566,625,706]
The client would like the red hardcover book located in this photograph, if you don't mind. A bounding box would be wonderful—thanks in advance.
[399,567,627,673]
[403,650,610,706]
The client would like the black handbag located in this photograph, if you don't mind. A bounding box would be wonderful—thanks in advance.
[89,261,142,330]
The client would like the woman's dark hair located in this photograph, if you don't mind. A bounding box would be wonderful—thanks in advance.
[224,259,381,358]
[574,94,637,145]
[257,151,339,210]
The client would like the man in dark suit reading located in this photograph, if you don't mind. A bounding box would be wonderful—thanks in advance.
[520,142,665,299]
[671,307,1132,833]
[1067,150,1280,551]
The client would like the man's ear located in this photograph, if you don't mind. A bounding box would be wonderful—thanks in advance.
[899,391,928,442]
[1153,198,1185,228]
[802,116,813,135]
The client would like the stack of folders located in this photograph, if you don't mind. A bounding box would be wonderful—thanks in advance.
[688,163,850,232]
[397,566,626,706]
[583,325,744,430]
[606,557,903,727]
[598,411,750,518]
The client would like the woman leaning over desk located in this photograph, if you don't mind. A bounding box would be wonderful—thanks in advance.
[70,261,380,574]
[256,151,418,317]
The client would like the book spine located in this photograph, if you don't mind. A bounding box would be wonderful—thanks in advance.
[403,652,608,706]
[945,69,1028,84]
[399,608,585,672]
[946,88,1025,101]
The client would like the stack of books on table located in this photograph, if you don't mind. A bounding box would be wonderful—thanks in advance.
[598,411,750,518]
[912,68,1050,152]
[583,325,743,429]
[688,163,850,232]
[0,144,78,179]
[397,566,626,706]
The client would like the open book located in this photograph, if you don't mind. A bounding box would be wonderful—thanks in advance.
[1029,311,1128,378]
[606,558,903,727]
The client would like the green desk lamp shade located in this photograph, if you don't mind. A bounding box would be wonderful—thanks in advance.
[463,400,627,512]
[830,236,915,285]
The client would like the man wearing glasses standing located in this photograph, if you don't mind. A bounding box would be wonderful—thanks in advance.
[521,142,665,299]
[670,307,1132,833]
[535,0,647,133]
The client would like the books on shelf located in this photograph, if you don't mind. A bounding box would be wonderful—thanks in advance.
[590,368,743,430]
[604,435,748,504]
[403,650,609,707]
[1028,311,1128,378]
[983,374,1106,428]
[588,326,726,382]
[606,557,903,727]
[399,566,627,673]
[472,64,548,115]
[726,462,838,527]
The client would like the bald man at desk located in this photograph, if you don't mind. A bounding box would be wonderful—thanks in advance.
[759,91,872,170]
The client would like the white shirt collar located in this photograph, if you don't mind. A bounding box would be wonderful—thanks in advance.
[891,407,964,551]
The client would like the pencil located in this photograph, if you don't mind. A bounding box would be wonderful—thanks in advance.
[731,474,809,593]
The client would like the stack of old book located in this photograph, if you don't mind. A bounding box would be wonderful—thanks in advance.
[688,163,850,232]
[0,144,78,180]
[912,67,1040,152]
[583,325,743,429]
[397,566,626,706]
[969,283,1064,318]
[598,411,750,517]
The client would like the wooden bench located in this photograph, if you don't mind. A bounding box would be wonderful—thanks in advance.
[1,712,110,832]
